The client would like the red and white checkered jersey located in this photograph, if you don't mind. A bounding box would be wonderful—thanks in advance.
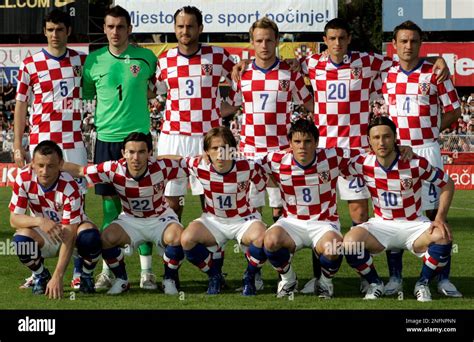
[227,60,312,154]
[301,52,393,149]
[347,153,450,220]
[154,44,235,136]
[183,156,267,218]
[260,148,358,221]
[9,167,84,225]
[377,60,460,146]
[84,158,188,218]
[15,48,86,150]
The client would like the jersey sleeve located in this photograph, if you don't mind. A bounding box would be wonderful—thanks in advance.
[8,172,29,215]
[418,157,450,188]
[60,189,83,225]
[250,160,268,192]
[221,48,236,84]
[337,148,364,177]
[15,60,31,102]
[82,55,96,101]
[292,71,312,105]
[153,60,168,96]
[163,158,189,181]
[83,161,115,185]
[226,79,242,107]
[437,77,461,113]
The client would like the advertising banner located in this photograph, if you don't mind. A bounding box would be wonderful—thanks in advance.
[385,42,474,87]
[115,0,337,33]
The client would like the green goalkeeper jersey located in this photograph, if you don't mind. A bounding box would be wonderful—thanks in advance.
[83,45,157,142]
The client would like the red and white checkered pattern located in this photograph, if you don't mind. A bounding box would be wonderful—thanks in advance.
[301,52,392,149]
[15,48,86,150]
[227,60,312,154]
[9,167,84,225]
[183,157,267,218]
[378,60,460,146]
[154,45,235,136]
[84,158,188,218]
[260,148,354,221]
[348,153,449,220]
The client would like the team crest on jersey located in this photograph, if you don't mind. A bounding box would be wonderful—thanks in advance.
[318,171,330,183]
[237,181,249,191]
[73,65,82,77]
[130,64,141,77]
[202,64,213,75]
[401,178,413,190]
[279,80,290,91]
[419,82,430,95]
[351,67,361,80]
[154,181,165,193]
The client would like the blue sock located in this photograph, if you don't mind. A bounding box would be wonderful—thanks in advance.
[419,243,451,284]
[346,249,381,284]
[102,247,127,280]
[185,244,218,276]
[319,254,343,278]
[76,229,102,275]
[163,245,184,279]
[438,256,452,282]
[245,243,267,274]
[73,254,83,277]
[264,247,291,274]
[386,249,404,278]
[13,235,43,273]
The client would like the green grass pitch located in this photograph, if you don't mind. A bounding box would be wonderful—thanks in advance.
[0,187,473,310]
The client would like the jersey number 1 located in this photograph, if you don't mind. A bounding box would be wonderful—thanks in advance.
[117,84,123,101]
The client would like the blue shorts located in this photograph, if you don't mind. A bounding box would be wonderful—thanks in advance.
[93,139,123,196]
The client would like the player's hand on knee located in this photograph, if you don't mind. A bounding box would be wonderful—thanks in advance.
[429,220,452,242]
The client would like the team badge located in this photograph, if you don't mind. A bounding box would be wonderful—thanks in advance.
[154,181,165,193]
[130,64,141,77]
[237,181,249,191]
[202,64,213,75]
[73,65,82,77]
[401,178,413,190]
[351,67,361,80]
[279,80,290,91]
[318,170,330,183]
[419,82,430,95]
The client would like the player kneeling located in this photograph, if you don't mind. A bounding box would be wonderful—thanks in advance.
[63,133,187,295]
[343,116,455,301]
[9,141,101,298]
[172,127,268,295]
[260,119,357,298]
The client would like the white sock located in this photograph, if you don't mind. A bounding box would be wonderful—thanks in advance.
[280,265,296,282]
[101,260,110,274]
[140,255,152,275]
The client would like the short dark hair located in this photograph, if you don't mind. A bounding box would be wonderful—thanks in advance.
[204,126,237,151]
[43,9,71,29]
[123,132,153,152]
[393,20,423,41]
[33,140,63,161]
[324,18,351,36]
[367,115,398,137]
[105,5,131,27]
[174,6,203,27]
[288,118,319,142]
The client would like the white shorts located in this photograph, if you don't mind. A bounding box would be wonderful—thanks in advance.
[195,212,265,247]
[269,216,341,251]
[13,227,61,259]
[337,176,370,201]
[29,146,88,194]
[356,216,431,257]
[247,151,282,208]
[157,133,204,196]
[413,141,443,211]
[113,209,182,254]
